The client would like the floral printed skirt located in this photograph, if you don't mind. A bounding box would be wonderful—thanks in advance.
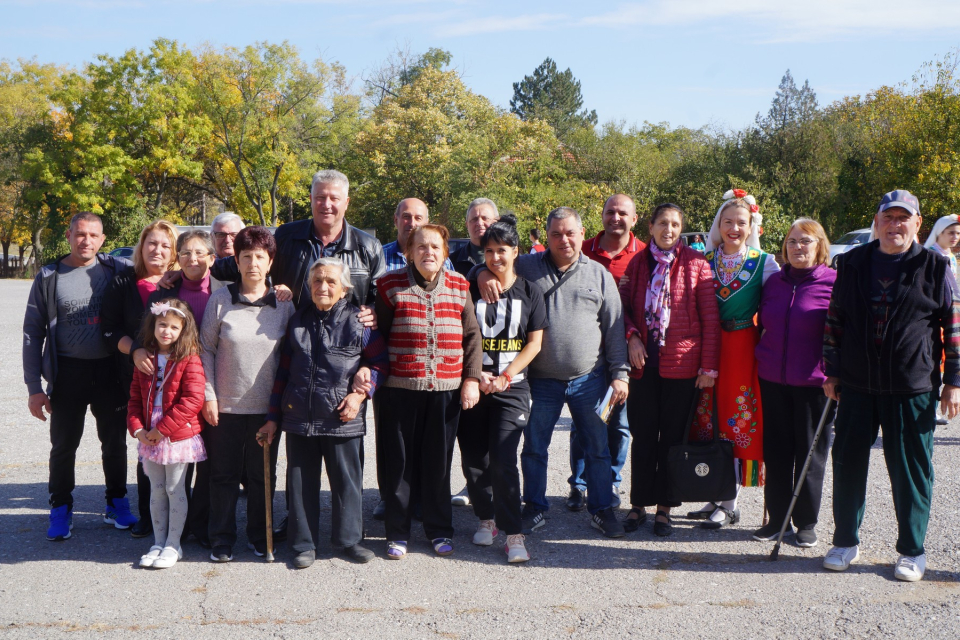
[690,326,764,487]
[138,406,207,466]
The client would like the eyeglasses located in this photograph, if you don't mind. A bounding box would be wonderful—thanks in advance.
[786,238,816,247]
[178,250,210,259]
[213,232,238,241]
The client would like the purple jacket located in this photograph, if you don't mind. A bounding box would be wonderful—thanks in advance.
[756,263,836,387]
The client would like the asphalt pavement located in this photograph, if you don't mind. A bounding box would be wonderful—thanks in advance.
[1,278,958,639]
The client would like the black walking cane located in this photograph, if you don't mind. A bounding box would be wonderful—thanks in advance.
[770,397,835,561]
[257,432,275,563]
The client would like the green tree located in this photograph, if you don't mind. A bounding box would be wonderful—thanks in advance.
[510,58,597,141]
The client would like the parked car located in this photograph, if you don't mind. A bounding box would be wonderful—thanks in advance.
[829,228,871,267]
[680,232,708,250]
[108,246,134,259]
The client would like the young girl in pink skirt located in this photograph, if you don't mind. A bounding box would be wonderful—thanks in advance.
[127,299,206,569]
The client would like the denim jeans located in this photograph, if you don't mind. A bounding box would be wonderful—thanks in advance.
[522,367,613,514]
[568,402,629,491]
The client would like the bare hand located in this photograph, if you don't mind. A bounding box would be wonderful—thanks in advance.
[257,421,278,446]
[628,334,647,370]
[823,376,841,402]
[477,271,503,304]
[352,367,373,395]
[145,428,163,444]
[203,399,219,426]
[461,379,481,409]
[696,374,715,389]
[490,375,511,394]
[28,393,52,421]
[337,392,363,422]
[941,384,960,420]
[133,348,154,375]
[157,270,181,290]
[136,430,153,446]
[357,305,378,330]
[610,379,629,406]
[274,284,293,302]
[478,372,497,394]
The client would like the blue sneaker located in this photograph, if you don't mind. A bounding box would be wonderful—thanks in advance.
[47,505,73,541]
[104,497,137,529]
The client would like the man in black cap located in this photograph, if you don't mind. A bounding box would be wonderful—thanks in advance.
[822,189,960,582]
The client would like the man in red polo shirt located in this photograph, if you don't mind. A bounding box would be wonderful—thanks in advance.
[567,194,645,511]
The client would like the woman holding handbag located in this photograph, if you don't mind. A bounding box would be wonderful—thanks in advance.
[619,203,721,536]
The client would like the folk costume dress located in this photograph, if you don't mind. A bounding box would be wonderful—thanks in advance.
[691,189,780,488]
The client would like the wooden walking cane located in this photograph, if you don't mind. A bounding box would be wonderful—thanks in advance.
[258,432,275,563]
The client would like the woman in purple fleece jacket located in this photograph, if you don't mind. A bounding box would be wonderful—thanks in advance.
[753,218,837,548]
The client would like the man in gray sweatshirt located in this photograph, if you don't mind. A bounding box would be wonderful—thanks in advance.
[474,207,629,538]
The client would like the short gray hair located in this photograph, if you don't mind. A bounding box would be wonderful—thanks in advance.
[311,170,350,196]
[211,212,244,231]
[546,207,583,231]
[466,197,499,220]
[176,229,215,256]
[307,256,354,290]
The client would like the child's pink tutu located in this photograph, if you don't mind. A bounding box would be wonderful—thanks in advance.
[138,406,207,465]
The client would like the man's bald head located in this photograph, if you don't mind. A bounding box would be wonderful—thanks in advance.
[601,194,638,240]
[394,198,430,250]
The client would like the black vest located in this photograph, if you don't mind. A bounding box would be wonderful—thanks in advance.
[280,298,366,437]
[833,241,950,394]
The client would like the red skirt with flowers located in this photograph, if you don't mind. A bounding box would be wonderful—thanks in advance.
[690,326,764,487]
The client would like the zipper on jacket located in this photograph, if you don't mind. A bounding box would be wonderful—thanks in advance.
[781,284,797,385]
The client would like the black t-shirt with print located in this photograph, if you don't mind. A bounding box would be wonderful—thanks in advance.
[470,276,549,383]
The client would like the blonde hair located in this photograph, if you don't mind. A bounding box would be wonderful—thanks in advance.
[133,220,180,279]
[782,218,831,267]
[137,298,202,361]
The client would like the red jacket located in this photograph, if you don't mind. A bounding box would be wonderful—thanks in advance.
[127,353,205,442]
[619,245,721,379]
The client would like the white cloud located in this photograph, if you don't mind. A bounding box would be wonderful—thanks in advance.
[580,0,960,43]
[439,12,568,37]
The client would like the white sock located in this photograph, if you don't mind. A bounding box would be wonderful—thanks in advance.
[708,496,739,522]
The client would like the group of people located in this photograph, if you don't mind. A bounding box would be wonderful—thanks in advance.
[23,170,958,581]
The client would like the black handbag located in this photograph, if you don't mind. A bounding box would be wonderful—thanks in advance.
[666,390,737,503]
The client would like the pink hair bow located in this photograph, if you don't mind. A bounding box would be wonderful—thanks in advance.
[150,301,187,318]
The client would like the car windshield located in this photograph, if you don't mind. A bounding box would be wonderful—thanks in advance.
[834,232,869,245]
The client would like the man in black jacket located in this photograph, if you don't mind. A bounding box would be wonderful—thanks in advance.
[450,198,499,277]
[822,189,960,582]
[23,212,136,541]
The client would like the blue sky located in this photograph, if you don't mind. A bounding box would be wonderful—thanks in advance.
[2,0,958,130]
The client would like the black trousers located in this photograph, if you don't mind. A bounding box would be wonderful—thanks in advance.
[759,378,833,529]
[627,370,699,508]
[206,413,280,549]
[48,357,128,509]
[457,384,529,535]
[377,387,461,541]
[287,432,364,552]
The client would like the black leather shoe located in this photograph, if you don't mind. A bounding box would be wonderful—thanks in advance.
[372,500,386,521]
[273,516,288,542]
[130,518,152,538]
[653,510,673,537]
[343,544,375,563]
[623,507,647,533]
[293,549,315,569]
[566,487,586,512]
[701,506,740,530]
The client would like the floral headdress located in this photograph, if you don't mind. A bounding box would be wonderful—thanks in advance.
[705,189,763,253]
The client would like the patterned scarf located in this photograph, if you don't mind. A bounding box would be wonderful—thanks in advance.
[644,242,677,347]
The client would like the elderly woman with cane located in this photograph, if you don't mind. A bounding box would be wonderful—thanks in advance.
[264,257,389,569]
[752,218,836,548]
[199,227,294,563]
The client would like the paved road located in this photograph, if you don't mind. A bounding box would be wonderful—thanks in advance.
[1,278,958,639]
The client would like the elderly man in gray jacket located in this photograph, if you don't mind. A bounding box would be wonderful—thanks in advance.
[475,207,630,538]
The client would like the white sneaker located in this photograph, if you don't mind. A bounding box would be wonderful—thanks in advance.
[894,554,926,582]
[473,519,498,546]
[152,546,182,569]
[823,545,859,571]
[451,488,471,506]
[505,534,530,563]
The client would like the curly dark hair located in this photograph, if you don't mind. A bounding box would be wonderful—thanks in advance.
[234,226,276,260]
